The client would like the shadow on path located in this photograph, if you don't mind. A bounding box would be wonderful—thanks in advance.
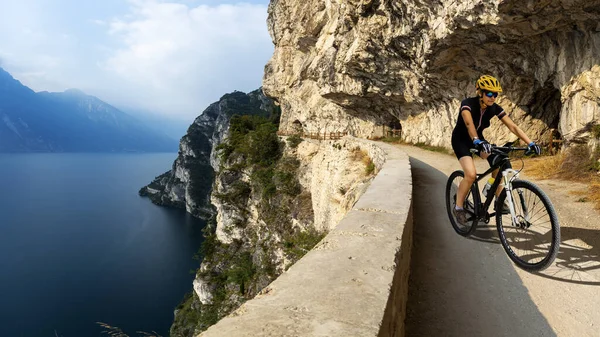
[465,197,600,285]
[536,227,600,285]
[404,157,556,337]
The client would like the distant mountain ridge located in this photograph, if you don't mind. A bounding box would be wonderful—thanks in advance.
[0,67,177,152]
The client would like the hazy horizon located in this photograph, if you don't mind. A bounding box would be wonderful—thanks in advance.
[0,0,273,121]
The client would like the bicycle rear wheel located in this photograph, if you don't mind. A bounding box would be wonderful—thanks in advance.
[496,180,560,271]
[446,170,479,236]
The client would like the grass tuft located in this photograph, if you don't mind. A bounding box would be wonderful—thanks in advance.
[352,147,376,175]
[412,142,453,155]
[379,138,452,155]
[522,154,564,179]
[524,144,600,209]
[380,136,402,143]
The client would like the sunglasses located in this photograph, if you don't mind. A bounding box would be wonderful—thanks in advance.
[482,90,498,98]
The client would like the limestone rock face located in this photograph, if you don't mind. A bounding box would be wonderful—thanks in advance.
[193,277,213,305]
[139,89,275,219]
[264,0,600,147]
[187,136,379,335]
[294,138,383,231]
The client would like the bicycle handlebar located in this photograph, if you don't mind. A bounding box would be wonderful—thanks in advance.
[470,146,534,156]
[491,146,529,151]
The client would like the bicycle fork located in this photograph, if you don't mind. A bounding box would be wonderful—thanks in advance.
[501,169,529,226]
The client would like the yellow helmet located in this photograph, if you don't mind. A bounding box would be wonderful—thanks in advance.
[476,75,503,92]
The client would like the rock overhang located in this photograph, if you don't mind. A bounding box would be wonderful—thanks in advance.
[263,0,600,144]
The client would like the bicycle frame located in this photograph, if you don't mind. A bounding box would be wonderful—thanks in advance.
[470,147,529,225]
[472,165,504,220]
[448,145,560,271]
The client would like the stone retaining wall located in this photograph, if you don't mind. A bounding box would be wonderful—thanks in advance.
[199,139,413,337]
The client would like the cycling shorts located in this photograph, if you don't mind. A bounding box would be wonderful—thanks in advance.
[451,135,511,169]
[451,135,475,160]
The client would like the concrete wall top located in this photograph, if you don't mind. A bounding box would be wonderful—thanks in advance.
[199,138,413,337]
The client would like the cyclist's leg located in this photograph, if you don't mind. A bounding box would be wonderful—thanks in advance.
[486,154,512,197]
[451,135,477,208]
[456,156,476,208]
[492,169,503,196]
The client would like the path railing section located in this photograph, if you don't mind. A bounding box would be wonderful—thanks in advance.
[546,128,563,155]
[277,129,403,141]
[277,130,349,140]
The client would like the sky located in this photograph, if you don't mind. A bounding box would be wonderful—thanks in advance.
[0,0,273,122]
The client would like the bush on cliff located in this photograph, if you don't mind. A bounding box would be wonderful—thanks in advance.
[216,115,282,166]
[178,112,323,335]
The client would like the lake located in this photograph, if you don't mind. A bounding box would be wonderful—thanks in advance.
[0,153,206,337]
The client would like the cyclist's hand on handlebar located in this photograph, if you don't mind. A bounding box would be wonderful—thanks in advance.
[473,138,492,154]
[527,141,541,156]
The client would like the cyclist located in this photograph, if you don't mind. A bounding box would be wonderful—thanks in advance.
[452,75,541,225]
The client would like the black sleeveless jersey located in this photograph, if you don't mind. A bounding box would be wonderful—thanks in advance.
[452,97,507,142]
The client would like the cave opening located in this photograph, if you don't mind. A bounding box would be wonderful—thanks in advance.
[527,80,562,132]
[291,120,303,134]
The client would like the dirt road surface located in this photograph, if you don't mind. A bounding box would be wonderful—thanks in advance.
[399,144,600,337]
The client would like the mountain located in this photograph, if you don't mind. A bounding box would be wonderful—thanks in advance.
[0,67,177,152]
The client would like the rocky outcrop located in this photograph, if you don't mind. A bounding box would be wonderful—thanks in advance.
[166,1,600,335]
[172,131,379,336]
[197,139,411,337]
[263,0,600,147]
[294,138,385,231]
[139,89,276,219]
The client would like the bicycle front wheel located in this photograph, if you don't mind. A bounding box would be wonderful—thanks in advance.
[496,180,560,271]
[446,170,479,236]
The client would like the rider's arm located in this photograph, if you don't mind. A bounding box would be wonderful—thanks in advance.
[461,109,480,141]
[500,115,533,144]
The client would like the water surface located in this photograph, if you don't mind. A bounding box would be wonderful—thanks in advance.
[0,153,205,337]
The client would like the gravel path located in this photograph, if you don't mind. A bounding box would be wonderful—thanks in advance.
[398,144,600,337]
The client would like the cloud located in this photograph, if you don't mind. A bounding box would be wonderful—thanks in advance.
[0,0,272,121]
[0,1,97,91]
[100,1,273,119]
[90,19,107,26]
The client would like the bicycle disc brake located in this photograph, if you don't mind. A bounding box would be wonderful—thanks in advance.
[513,215,531,229]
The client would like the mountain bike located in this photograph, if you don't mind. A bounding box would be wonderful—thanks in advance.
[445,144,560,271]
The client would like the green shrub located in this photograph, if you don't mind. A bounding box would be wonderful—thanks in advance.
[287,134,303,148]
[592,124,600,139]
[215,142,235,161]
[217,115,282,168]
[252,167,277,200]
[224,252,256,295]
[274,157,301,196]
[365,160,375,175]
[283,229,327,262]
[169,292,202,337]
[213,181,251,206]
[275,170,301,196]
[195,223,220,262]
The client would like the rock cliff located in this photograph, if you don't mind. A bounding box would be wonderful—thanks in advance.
[171,129,378,335]
[139,89,276,219]
[263,0,600,147]
[163,1,600,335]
